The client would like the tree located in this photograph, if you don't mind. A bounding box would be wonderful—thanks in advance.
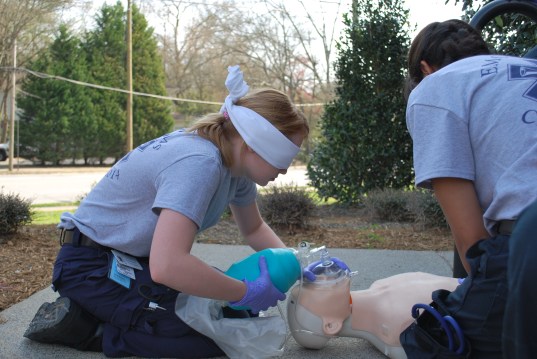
[84,2,128,162]
[262,0,343,96]
[18,2,173,165]
[448,0,537,57]
[0,0,74,144]
[17,24,92,165]
[307,0,412,204]
[154,0,231,120]
[152,0,336,126]
[131,5,174,145]
[84,1,173,162]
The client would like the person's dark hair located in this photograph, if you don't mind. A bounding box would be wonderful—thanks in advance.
[404,19,491,100]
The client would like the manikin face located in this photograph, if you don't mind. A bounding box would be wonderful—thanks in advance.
[241,132,305,186]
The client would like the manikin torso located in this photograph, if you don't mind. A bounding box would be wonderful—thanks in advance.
[288,270,459,358]
[350,272,459,347]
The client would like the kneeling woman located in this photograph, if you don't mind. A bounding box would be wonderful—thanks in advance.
[24,65,309,358]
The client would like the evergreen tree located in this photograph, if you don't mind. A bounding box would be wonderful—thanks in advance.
[84,2,127,163]
[84,2,173,163]
[131,5,174,144]
[18,2,173,165]
[307,0,412,203]
[18,25,92,165]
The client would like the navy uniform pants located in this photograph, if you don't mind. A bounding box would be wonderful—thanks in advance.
[503,199,537,358]
[401,200,537,358]
[440,234,509,358]
[401,234,509,358]
[52,244,226,358]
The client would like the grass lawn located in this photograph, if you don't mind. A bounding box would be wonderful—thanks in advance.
[31,203,77,225]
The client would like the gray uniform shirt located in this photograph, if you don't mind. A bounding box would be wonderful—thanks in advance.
[406,55,537,234]
[59,130,257,257]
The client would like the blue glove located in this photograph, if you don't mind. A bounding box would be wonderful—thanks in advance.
[229,256,286,314]
[303,257,350,282]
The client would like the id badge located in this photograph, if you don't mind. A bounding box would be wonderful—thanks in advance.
[108,256,131,289]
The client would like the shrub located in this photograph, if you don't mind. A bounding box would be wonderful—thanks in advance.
[0,189,33,235]
[363,188,448,229]
[406,190,448,229]
[363,188,414,222]
[257,185,315,233]
[307,1,413,204]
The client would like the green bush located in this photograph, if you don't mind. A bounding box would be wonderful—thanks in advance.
[257,185,315,232]
[406,190,448,229]
[0,190,33,235]
[307,0,413,204]
[364,188,447,229]
[363,188,414,222]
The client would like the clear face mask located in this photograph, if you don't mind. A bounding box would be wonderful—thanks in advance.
[289,242,358,341]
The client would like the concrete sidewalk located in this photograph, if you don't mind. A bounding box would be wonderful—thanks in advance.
[0,244,455,359]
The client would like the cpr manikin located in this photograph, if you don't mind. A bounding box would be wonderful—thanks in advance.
[287,246,459,359]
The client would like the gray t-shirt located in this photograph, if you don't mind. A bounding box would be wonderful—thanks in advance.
[60,130,257,257]
[407,55,537,234]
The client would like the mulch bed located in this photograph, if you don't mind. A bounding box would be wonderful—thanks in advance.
[0,207,452,312]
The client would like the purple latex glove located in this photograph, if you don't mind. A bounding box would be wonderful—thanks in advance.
[303,257,350,282]
[229,256,286,314]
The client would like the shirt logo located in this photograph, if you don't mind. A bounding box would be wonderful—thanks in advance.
[119,134,171,163]
[509,60,537,102]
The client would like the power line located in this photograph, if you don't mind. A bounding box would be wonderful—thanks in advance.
[0,66,325,107]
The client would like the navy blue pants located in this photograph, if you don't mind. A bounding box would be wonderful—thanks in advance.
[52,244,226,358]
[439,235,508,358]
[401,234,509,358]
[503,200,537,358]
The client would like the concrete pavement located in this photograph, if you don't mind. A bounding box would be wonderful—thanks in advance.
[0,165,457,358]
[0,244,455,359]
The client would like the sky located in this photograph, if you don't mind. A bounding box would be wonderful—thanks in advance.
[405,0,462,35]
[68,0,464,39]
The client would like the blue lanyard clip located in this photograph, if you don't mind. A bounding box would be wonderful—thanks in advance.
[411,303,465,355]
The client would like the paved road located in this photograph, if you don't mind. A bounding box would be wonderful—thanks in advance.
[0,165,309,205]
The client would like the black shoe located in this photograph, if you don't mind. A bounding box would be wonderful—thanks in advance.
[24,296,103,352]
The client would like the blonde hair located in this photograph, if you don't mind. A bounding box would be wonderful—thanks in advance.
[188,88,309,167]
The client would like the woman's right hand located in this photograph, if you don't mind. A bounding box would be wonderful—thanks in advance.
[229,256,286,314]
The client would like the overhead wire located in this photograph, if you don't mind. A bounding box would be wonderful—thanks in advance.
[0,66,326,108]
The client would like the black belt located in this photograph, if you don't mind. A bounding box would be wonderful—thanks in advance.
[60,228,104,249]
[496,220,516,236]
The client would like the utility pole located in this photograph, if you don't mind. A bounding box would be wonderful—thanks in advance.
[126,0,133,152]
[8,39,16,171]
